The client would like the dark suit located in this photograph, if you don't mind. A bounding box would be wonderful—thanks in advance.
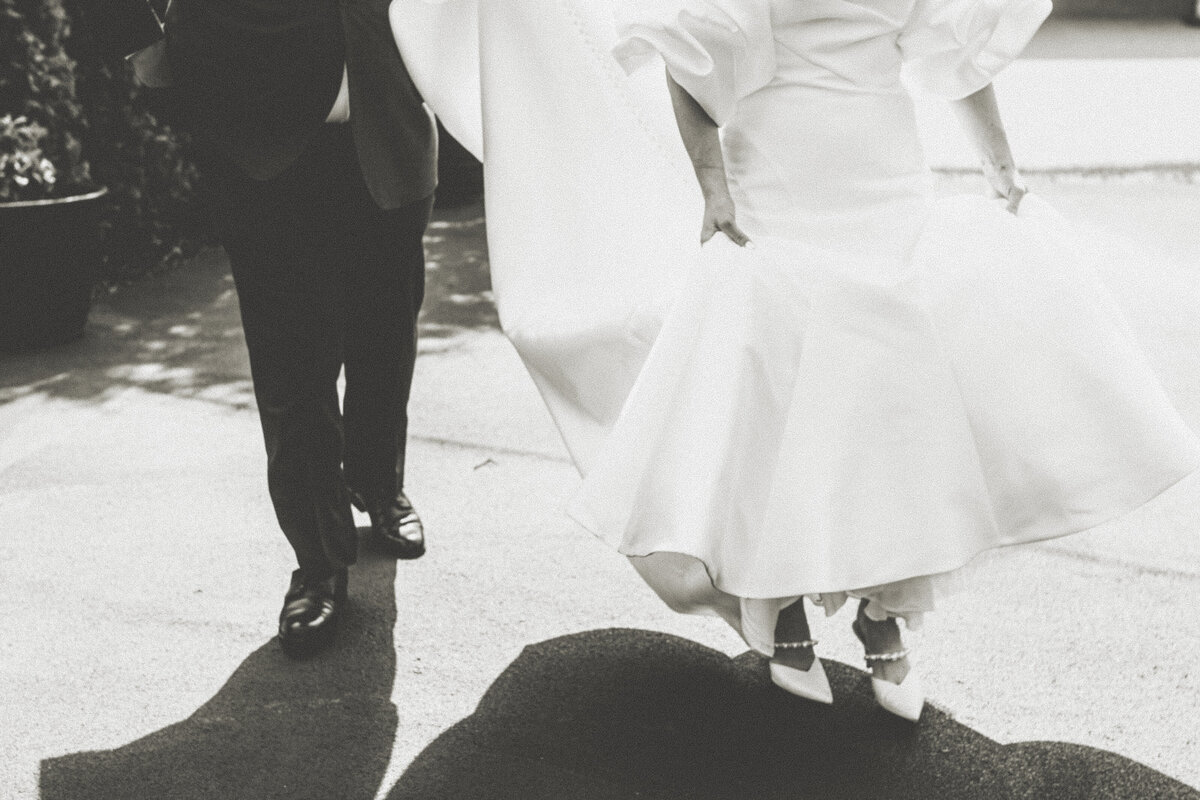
[152,0,436,581]
[165,0,435,207]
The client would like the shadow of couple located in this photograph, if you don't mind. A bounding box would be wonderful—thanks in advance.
[40,556,1198,800]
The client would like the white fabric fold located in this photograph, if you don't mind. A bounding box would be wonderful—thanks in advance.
[612,0,775,126]
[900,0,1052,99]
[391,0,483,158]
[393,0,704,472]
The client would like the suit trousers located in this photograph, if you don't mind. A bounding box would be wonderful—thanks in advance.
[204,123,431,580]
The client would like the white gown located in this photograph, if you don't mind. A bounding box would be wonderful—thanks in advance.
[392,0,1200,655]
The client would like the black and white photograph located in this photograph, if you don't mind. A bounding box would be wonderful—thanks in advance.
[2,0,1199,797]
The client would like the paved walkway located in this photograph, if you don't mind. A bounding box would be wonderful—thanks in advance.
[4,181,1200,799]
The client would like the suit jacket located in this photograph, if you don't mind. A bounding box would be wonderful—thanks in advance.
[94,0,436,209]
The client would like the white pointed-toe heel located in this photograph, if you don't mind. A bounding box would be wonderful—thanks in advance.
[769,639,834,705]
[852,618,924,722]
[869,669,924,722]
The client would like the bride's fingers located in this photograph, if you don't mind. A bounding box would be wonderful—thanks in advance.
[720,220,753,248]
[702,216,754,248]
[987,181,1025,215]
[1005,185,1027,215]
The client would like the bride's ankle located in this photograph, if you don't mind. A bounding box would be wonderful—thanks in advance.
[853,603,911,685]
[772,638,817,670]
[773,600,816,670]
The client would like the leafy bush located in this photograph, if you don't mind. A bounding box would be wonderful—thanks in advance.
[0,114,59,199]
[2,0,208,282]
[60,1,211,284]
[0,0,94,198]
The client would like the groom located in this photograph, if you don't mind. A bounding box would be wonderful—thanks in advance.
[95,0,437,657]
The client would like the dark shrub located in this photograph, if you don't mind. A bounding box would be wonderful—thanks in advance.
[0,0,93,197]
[2,0,208,283]
[62,0,211,284]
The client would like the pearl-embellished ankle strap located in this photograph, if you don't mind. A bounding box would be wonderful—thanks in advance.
[774,639,818,649]
[863,648,909,663]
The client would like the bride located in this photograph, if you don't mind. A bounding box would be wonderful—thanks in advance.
[391,0,1200,720]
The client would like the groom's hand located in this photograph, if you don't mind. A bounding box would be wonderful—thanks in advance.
[702,194,753,248]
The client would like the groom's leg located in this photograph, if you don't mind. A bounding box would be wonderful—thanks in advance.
[340,181,432,505]
[204,136,357,582]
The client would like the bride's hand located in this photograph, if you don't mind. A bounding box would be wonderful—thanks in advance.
[702,194,753,247]
[983,162,1026,215]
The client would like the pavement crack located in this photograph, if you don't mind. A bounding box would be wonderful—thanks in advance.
[411,434,572,465]
[1034,542,1200,580]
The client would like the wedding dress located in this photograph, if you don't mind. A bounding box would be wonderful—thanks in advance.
[391,0,1200,654]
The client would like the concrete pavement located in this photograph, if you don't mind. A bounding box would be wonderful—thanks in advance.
[3,181,1200,799]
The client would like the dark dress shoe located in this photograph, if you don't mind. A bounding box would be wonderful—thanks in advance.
[278,567,347,659]
[350,491,426,560]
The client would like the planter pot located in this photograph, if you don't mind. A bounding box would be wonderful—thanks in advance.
[0,187,108,352]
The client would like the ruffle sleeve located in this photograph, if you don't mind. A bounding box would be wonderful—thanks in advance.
[612,0,775,126]
[899,0,1051,99]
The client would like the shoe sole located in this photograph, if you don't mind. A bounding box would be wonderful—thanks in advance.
[379,539,425,560]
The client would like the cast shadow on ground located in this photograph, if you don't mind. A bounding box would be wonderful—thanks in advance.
[39,546,398,800]
[0,248,257,408]
[1,205,497,406]
[387,628,1199,800]
[419,202,498,345]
